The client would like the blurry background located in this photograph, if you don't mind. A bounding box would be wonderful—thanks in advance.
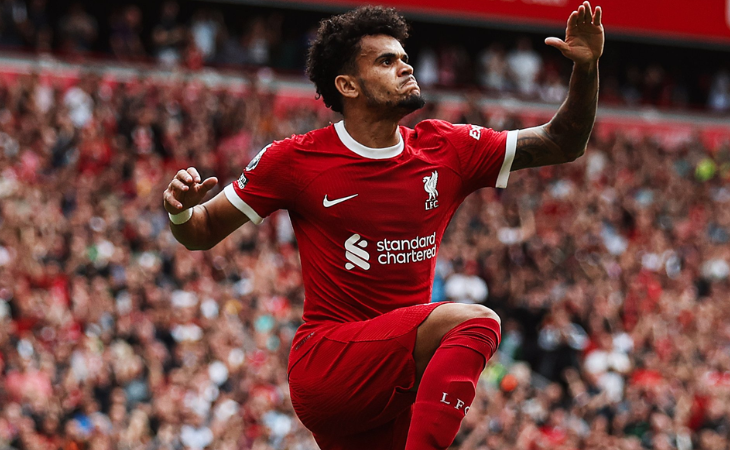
[0,0,729,449]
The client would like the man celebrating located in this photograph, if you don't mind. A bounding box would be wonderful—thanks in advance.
[163,3,603,449]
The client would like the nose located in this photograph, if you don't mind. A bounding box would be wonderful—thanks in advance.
[399,60,413,77]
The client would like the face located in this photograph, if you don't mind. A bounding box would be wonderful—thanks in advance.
[340,34,425,117]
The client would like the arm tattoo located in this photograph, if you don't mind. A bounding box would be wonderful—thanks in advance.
[513,128,562,169]
[512,64,599,172]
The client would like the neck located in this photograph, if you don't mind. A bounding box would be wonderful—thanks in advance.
[341,110,401,148]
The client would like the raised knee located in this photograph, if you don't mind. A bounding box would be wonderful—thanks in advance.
[440,304,502,359]
[462,304,501,328]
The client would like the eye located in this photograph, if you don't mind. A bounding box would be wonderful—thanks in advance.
[382,59,392,66]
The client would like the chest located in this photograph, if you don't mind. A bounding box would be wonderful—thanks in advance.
[295,158,463,232]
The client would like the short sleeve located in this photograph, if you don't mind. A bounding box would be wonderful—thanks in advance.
[435,121,518,191]
[223,142,297,224]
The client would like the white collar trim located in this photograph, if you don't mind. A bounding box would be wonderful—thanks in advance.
[334,120,403,159]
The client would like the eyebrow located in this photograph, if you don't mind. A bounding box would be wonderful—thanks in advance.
[376,52,409,63]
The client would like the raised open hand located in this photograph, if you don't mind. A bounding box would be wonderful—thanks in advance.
[163,167,218,214]
[545,1,604,68]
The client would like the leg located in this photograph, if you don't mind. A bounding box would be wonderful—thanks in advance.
[288,303,444,449]
[313,407,412,450]
[412,303,501,388]
[405,303,501,450]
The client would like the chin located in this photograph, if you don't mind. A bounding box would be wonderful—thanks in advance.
[396,93,426,113]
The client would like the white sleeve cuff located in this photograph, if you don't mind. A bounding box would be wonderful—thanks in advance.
[495,130,518,189]
[224,184,264,224]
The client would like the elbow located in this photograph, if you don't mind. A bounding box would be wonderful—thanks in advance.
[184,241,215,251]
[567,145,586,162]
[182,237,216,251]
[184,244,210,251]
[558,138,586,162]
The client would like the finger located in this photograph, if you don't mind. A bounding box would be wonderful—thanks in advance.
[576,4,585,23]
[583,1,593,23]
[164,191,184,210]
[200,177,218,192]
[195,177,219,197]
[186,167,201,184]
[176,169,193,184]
[545,37,569,53]
[594,6,602,26]
[170,179,189,193]
[567,10,579,28]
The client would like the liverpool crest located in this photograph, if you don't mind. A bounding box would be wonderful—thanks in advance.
[423,171,439,210]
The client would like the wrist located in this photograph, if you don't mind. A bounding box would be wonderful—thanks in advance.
[574,59,599,73]
[168,207,193,225]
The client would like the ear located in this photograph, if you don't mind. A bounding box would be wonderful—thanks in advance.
[334,74,359,100]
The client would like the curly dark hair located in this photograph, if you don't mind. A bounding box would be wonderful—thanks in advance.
[306,6,410,114]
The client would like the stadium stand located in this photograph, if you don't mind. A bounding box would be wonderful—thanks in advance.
[1,1,730,449]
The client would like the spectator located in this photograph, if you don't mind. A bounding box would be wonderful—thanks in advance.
[444,260,489,304]
[109,5,146,61]
[537,306,588,381]
[708,69,730,112]
[478,42,510,92]
[152,1,185,67]
[241,16,274,66]
[63,74,94,128]
[0,0,27,47]
[540,71,568,103]
[414,47,438,88]
[507,37,542,96]
[58,2,97,54]
[25,0,51,52]
[583,332,631,403]
[190,8,221,63]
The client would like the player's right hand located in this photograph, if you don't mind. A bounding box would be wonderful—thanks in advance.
[163,167,218,215]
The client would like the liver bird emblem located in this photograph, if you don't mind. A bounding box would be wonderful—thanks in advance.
[423,171,438,201]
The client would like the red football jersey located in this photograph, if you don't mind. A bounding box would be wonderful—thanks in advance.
[224,119,517,325]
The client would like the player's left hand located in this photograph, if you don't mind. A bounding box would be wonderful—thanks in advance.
[545,1,603,68]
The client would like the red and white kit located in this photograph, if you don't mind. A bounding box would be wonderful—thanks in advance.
[224,119,516,448]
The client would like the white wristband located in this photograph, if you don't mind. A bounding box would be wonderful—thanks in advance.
[168,208,193,225]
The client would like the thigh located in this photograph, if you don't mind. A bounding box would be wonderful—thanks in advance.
[288,302,444,436]
[312,407,412,450]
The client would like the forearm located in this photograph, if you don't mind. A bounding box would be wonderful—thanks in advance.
[546,61,599,160]
[169,205,217,251]
[168,190,251,251]
[511,2,602,171]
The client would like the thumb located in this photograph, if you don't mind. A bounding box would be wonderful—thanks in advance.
[200,176,218,193]
[545,37,569,53]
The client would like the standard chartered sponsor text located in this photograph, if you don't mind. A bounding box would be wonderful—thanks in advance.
[376,233,437,265]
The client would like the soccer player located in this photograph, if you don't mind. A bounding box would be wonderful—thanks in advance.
[163,2,603,449]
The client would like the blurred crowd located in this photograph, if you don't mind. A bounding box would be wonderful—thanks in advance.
[415,40,730,114]
[1,64,730,450]
[0,0,728,113]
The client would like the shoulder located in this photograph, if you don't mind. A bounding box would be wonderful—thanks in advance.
[412,120,487,141]
[276,123,337,151]
[404,120,451,149]
[412,119,455,137]
[410,120,494,149]
[255,124,335,163]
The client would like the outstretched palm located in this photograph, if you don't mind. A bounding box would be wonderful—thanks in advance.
[546,1,604,67]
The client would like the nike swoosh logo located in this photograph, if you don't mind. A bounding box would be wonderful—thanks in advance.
[323,194,358,208]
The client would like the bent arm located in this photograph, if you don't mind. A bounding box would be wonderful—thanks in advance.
[511,61,598,171]
[511,1,603,171]
[170,191,250,251]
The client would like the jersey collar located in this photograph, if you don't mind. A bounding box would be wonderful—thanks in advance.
[334,120,403,159]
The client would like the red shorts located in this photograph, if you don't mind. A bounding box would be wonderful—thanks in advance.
[288,302,446,450]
